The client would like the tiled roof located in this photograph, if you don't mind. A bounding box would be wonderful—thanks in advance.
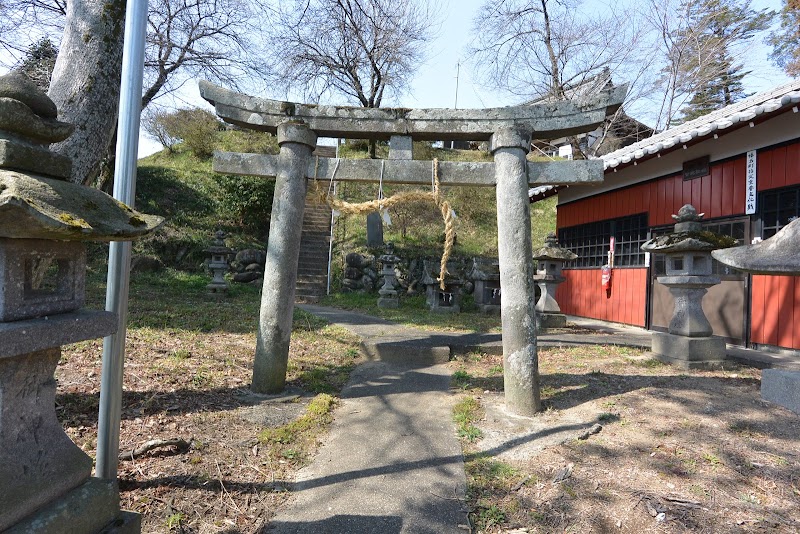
[601,79,800,170]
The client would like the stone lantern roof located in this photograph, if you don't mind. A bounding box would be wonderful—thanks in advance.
[712,217,800,275]
[421,260,461,286]
[642,205,735,253]
[0,73,162,241]
[205,230,233,255]
[467,257,500,281]
[532,233,578,261]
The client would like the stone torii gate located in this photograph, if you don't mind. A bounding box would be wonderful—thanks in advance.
[200,81,626,416]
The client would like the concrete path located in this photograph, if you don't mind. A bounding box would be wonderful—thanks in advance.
[300,304,800,370]
[269,306,471,533]
[268,361,468,533]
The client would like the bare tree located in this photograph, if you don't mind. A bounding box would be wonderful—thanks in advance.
[469,0,654,158]
[469,0,649,101]
[644,0,773,129]
[262,0,440,108]
[142,0,267,109]
[0,0,65,59]
[2,0,269,184]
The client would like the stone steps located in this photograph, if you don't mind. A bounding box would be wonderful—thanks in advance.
[295,195,333,302]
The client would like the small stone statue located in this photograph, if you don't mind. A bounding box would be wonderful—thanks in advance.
[377,243,401,308]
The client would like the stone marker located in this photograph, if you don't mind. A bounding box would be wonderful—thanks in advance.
[0,73,161,532]
[366,212,384,247]
[642,205,732,369]
[713,217,800,413]
[532,233,578,329]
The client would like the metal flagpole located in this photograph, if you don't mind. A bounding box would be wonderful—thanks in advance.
[96,0,149,480]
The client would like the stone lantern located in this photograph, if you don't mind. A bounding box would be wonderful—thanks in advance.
[377,243,401,308]
[0,74,161,532]
[713,217,800,414]
[642,204,733,369]
[532,233,578,328]
[422,260,463,313]
[206,229,233,294]
[468,257,501,314]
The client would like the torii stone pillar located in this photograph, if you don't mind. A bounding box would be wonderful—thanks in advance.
[492,128,540,415]
[253,123,317,393]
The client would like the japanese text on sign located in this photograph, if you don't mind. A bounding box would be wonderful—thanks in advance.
[745,150,757,215]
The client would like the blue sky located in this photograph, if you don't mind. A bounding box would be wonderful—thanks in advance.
[100,0,790,156]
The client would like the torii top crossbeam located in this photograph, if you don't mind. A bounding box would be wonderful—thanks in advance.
[199,81,627,188]
[200,81,626,141]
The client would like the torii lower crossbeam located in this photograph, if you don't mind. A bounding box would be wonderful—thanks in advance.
[213,152,603,187]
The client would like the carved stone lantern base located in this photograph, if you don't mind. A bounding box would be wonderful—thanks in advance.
[8,478,142,533]
[377,293,400,309]
[651,332,727,370]
[537,312,567,329]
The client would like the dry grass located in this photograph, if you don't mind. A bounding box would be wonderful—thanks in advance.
[57,270,362,533]
[452,346,800,533]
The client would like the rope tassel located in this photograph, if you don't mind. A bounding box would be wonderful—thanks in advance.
[310,158,455,290]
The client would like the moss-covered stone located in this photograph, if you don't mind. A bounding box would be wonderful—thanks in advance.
[0,169,163,240]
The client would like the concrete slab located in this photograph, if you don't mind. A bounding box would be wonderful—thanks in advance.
[761,369,800,414]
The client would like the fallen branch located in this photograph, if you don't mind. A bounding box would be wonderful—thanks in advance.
[119,438,190,460]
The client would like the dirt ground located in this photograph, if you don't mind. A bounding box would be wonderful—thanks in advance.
[57,322,362,534]
[451,345,800,533]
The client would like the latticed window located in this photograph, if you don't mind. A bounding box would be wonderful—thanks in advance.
[760,185,800,239]
[559,213,649,268]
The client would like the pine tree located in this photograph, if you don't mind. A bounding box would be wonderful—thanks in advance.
[768,0,800,77]
[672,0,773,124]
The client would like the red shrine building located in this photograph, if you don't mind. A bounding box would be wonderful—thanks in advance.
[554,79,800,353]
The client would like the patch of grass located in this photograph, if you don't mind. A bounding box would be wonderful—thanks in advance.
[165,512,185,530]
[488,365,503,375]
[464,455,522,531]
[628,357,665,369]
[598,412,619,422]
[298,367,343,394]
[476,504,506,530]
[453,396,483,442]
[293,308,331,332]
[170,349,191,360]
[321,292,501,334]
[452,370,473,390]
[728,421,765,438]
[258,394,338,466]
